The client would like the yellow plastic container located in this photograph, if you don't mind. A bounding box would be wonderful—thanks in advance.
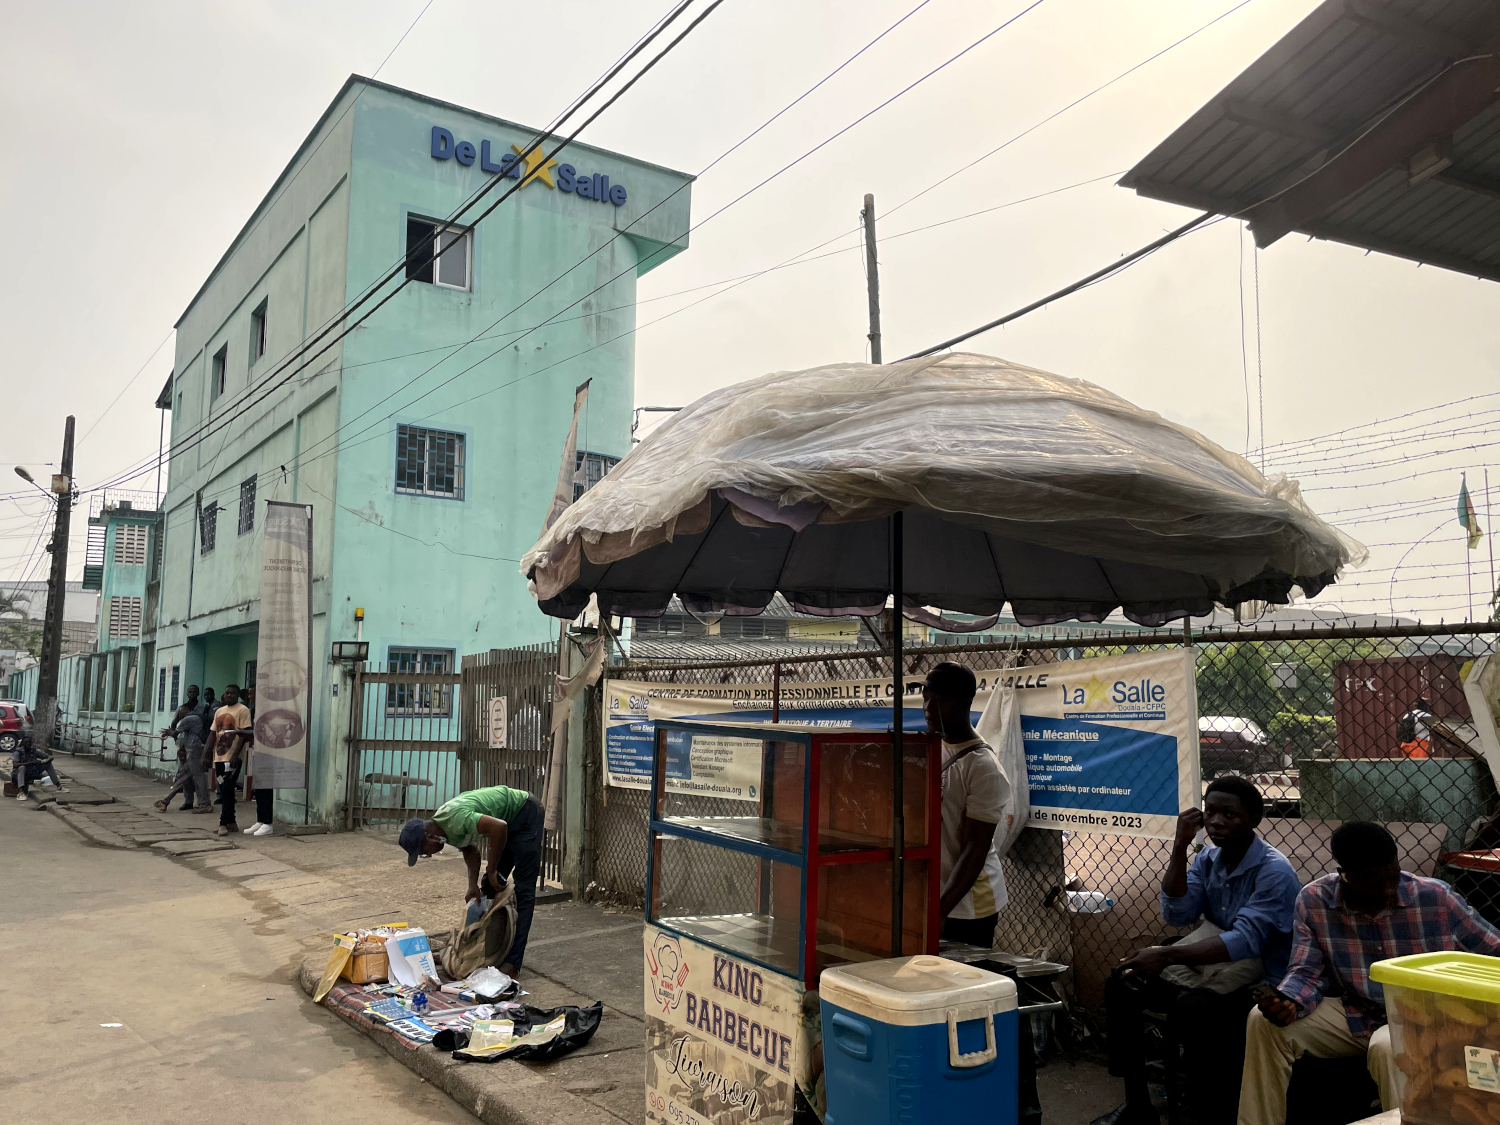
[1371,952,1500,1125]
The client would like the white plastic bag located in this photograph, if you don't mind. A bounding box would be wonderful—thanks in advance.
[975,683,1029,859]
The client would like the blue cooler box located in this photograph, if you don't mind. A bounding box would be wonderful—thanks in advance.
[820,955,1018,1125]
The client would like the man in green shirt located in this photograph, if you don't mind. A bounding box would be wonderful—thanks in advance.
[399,784,544,975]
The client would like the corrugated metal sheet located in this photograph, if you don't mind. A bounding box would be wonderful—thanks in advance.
[1122,0,1500,280]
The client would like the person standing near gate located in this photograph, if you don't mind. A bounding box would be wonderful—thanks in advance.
[203,684,253,836]
[398,784,544,977]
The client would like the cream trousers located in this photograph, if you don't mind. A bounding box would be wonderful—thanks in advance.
[1237,997,1397,1125]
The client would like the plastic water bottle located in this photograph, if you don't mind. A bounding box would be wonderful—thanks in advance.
[411,992,428,1017]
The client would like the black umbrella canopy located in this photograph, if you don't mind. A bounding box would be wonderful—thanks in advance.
[523,354,1364,626]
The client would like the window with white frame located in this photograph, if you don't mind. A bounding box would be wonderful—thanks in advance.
[386,647,455,716]
[250,299,268,364]
[114,523,148,565]
[211,345,228,400]
[238,477,256,535]
[405,217,471,290]
[396,425,465,499]
[108,596,142,638]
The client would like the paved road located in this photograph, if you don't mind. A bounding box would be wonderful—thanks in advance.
[0,797,478,1125]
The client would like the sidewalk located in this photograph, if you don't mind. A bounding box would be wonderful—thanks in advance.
[42,749,1120,1124]
[43,751,650,1125]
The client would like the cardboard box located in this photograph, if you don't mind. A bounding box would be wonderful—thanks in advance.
[340,937,391,984]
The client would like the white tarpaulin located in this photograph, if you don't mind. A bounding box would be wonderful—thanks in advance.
[526,353,1365,627]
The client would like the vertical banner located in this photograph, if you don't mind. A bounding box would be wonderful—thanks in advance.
[253,501,312,789]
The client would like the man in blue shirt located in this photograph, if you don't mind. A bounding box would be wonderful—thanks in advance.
[1092,775,1301,1125]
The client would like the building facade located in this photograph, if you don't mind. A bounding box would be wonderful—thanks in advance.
[10,77,693,822]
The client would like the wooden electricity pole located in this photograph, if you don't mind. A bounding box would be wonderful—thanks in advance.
[862,193,882,364]
[34,415,75,749]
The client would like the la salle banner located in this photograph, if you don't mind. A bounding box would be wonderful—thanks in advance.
[606,648,1199,839]
[252,501,312,789]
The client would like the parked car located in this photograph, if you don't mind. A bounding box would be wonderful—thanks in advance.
[0,700,34,753]
[1199,716,1289,777]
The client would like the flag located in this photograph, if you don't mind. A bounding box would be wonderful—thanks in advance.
[542,379,591,533]
[1459,476,1483,550]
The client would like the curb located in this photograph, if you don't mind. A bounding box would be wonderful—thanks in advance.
[297,956,612,1125]
[47,803,133,849]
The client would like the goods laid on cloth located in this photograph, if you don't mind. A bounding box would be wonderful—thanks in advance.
[450,1002,604,1063]
[1372,951,1500,1125]
[522,353,1365,627]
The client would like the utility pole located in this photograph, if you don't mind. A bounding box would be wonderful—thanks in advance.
[862,193,882,364]
[34,415,75,750]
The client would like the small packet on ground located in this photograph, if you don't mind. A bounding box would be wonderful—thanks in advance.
[452,1002,603,1063]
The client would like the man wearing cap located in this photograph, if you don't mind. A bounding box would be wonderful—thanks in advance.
[399,783,544,976]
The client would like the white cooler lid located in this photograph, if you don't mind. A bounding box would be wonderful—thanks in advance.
[820,956,1017,1024]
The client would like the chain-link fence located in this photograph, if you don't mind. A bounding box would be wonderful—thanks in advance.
[585,621,1500,1010]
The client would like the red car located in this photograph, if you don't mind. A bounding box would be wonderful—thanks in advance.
[0,700,34,753]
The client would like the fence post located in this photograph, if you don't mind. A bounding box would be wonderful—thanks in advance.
[562,636,591,895]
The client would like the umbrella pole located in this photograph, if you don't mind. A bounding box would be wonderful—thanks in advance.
[891,511,905,956]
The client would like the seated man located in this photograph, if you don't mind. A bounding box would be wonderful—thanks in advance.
[1094,775,1300,1125]
[11,735,68,800]
[1239,820,1500,1125]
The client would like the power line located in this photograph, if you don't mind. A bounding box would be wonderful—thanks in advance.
[101,0,1048,511]
[94,0,713,492]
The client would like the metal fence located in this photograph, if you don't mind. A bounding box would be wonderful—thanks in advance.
[459,643,561,885]
[585,621,1500,1009]
[344,646,562,885]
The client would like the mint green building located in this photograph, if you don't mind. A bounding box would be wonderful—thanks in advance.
[133,76,692,823]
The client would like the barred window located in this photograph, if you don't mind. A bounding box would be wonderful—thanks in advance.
[396,425,465,499]
[158,666,167,712]
[386,647,454,716]
[200,503,219,554]
[238,477,256,535]
[573,451,619,501]
[108,596,142,638]
[170,665,180,709]
[114,524,148,565]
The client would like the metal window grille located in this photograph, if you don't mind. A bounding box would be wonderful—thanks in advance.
[158,666,167,712]
[387,647,455,716]
[573,451,619,501]
[238,478,256,535]
[107,596,142,638]
[113,523,148,565]
[170,665,180,709]
[199,503,218,554]
[395,425,465,499]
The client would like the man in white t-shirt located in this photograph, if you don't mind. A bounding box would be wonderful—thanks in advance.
[924,661,1009,947]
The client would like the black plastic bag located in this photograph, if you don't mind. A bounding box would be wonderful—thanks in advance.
[452,1002,603,1063]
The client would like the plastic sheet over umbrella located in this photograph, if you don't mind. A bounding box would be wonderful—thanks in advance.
[520,351,1366,952]
[523,353,1363,628]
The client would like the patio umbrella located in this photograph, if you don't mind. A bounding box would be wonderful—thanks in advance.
[521,352,1365,948]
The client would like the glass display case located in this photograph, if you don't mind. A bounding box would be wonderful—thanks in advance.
[645,719,942,987]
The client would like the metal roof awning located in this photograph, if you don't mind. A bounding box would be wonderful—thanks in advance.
[1121,0,1500,281]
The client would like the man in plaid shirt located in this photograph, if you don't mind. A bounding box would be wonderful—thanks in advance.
[1239,821,1500,1125]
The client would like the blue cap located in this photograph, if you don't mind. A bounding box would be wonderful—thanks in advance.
[399,817,427,866]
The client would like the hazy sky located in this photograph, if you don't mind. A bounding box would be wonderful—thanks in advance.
[3,0,1496,620]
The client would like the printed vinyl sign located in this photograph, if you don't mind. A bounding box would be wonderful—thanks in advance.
[252,502,313,789]
[608,648,1198,839]
[644,925,800,1125]
[1016,649,1200,840]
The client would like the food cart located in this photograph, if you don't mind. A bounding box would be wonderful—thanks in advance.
[642,718,942,1123]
